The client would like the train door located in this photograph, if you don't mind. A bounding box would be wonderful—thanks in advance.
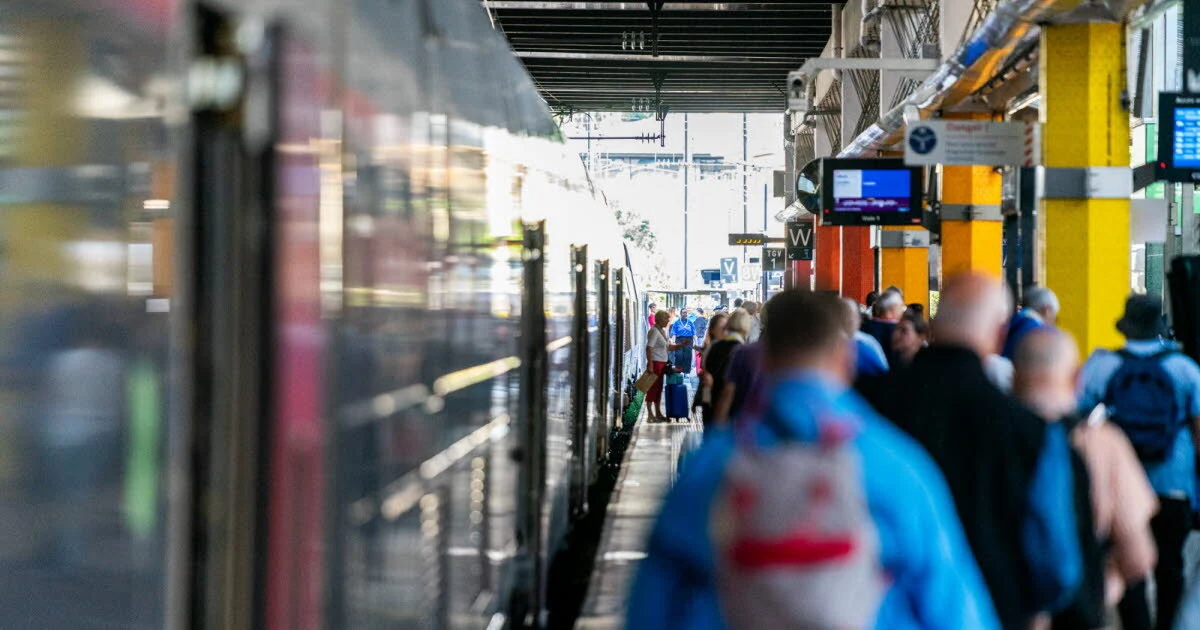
[594,260,611,463]
[513,221,549,627]
[187,8,328,630]
[569,245,590,518]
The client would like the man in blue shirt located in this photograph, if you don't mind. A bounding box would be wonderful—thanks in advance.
[1001,287,1059,360]
[628,291,1000,630]
[1077,294,1200,629]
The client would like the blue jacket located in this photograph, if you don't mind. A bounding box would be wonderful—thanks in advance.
[627,374,1000,630]
[1001,309,1047,360]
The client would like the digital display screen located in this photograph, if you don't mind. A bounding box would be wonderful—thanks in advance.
[831,169,912,214]
[1173,107,1200,169]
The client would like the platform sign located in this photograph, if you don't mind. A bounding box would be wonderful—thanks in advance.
[720,257,738,284]
[728,233,765,246]
[763,247,786,272]
[904,120,1028,166]
[1158,93,1200,183]
[785,220,814,261]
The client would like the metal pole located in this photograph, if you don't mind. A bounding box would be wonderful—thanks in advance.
[743,113,748,264]
[684,113,689,289]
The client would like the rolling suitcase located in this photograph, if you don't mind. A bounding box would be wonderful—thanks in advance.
[665,382,690,420]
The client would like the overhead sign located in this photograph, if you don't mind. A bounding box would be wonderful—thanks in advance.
[1158,93,1200,183]
[728,233,766,246]
[820,158,924,227]
[785,221,814,261]
[763,247,786,272]
[720,257,738,284]
[904,120,1031,167]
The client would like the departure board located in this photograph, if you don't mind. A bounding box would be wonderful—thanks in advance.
[1173,107,1200,168]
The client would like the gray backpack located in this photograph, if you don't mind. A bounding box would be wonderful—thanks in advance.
[711,428,885,629]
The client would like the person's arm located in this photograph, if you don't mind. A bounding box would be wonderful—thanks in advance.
[1105,426,1158,584]
[1022,423,1083,614]
[856,417,1001,630]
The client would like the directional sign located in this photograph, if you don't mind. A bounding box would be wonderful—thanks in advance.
[904,120,1030,166]
[763,247,786,272]
[785,221,814,261]
[720,257,739,284]
[728,233,766,246]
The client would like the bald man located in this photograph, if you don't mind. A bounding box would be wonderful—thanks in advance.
[862,273,1082,629]
[1014,328,1158,629]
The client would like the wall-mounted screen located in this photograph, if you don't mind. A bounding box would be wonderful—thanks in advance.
[1158,93,1200,183]
[819,158,924,226]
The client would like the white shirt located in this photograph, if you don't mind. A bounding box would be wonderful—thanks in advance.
[647,327,669,362]
[984,354,1014,393]
[748,316,762,343]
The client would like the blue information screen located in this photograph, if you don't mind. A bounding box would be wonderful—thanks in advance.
[1174,107,1200,168]
[831,169,912,213]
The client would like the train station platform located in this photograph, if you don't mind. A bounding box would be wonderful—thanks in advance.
[574,419,699,630]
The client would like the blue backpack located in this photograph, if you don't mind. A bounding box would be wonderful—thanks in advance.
[1103,349,1182,462]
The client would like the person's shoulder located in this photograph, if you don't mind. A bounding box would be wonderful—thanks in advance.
[1162,350,1200,382]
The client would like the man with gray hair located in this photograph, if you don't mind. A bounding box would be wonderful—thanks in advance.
[862,289,906,365]
[1001,286,1061,360]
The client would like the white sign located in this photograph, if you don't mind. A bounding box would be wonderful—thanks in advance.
[904,120,1034,167]
[720,257,738,284]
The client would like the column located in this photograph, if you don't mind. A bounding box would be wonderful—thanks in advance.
[1041,22,1130,352]
[941,114,1004,278]
[841,226,874,301]
[880,227,930,311]
[815,224,842,293]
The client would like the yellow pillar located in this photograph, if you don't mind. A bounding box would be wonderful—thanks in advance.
[941,114,1004,278]
[880,226,929,312]
[1041,22,1130,353]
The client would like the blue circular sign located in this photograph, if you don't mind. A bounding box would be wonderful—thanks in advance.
[909,125,938,155]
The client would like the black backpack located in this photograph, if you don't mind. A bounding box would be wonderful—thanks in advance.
[1103,349,1183,462]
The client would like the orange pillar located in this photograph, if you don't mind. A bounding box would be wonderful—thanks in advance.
[814,225,842,293]
[788,260,813,290]
[841,226,874,302]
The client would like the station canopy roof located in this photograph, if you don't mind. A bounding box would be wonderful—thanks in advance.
[485,1,832,113]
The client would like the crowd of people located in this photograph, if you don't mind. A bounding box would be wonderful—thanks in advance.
[630,274,1200,630]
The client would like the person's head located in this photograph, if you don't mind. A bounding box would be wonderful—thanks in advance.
[1013,328,1080,421]
[891,313,930,365]
[680,306,690,320]
[696,307,705,317]
[840,297,863,334]
[743,301,759,316]
[734,298,744,308]
[1116,294,1165,341]
[725,308,752,338]
[884,286,904,302]
[931,273,1013,358]
[648,302,657,313]
[654,309,670,328]
[1023,287,1060,325]
[708,312,729,341]
[872,290,906,322]
[906,303,924,318]
[865,291,880,311]
[762,291,853,384]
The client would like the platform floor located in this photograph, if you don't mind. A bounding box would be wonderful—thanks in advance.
[575,419,699,630]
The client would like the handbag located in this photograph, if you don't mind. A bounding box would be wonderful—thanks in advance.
[635,368,659,393]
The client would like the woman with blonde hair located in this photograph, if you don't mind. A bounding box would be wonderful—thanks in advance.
[698,308,751,429]
[646,310,689,422]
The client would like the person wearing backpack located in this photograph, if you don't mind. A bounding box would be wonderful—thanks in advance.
[627,290,1000,630]
[1077,294,1200,630]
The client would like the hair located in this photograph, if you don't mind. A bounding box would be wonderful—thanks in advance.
[840,297,862,334]
[865,291,880,309]
[725,308,752,337]
[696,307,705,315]
[1023,287,1059,314]
[743,301,759,315]
[706,312,729,344]
[654,310,670,328]
[873,290,905,318]
[761,291,848,365]
[734,298,744,308]
[649,302,657,309]
[906,303,924,317]
[899,311,930,338]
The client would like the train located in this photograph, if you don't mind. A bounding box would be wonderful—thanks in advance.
[0,0,645,628]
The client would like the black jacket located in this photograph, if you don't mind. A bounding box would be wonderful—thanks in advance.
[861,345,1048,630]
